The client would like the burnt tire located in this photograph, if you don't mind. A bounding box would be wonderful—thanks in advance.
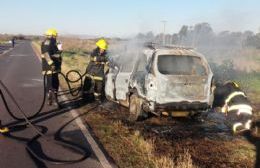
[128,94,143,122]
[190,111,208,122]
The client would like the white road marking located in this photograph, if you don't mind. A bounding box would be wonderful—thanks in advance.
[31,78,43,82]
[21,79,43,87]
[10,54,29,57]
[32,42,114,168]
[0,47,13,56]
[60,95,114,168]
[21,83,36,87]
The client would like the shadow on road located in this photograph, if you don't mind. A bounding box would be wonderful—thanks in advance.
[5,96,88,127]
[2,95,97,167]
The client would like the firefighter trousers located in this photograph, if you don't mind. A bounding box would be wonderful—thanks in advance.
[94,79,104,101]
[46,73,59,92]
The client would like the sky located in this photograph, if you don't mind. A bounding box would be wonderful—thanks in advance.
[0,0,260,37]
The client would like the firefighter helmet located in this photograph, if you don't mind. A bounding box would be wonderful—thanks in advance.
[224,81,239,88]
[45,28,58,37]
[96,39,108,50]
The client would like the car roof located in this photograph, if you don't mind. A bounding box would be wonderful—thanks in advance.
[143,43,205,58]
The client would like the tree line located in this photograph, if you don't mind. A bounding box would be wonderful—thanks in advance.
[136,22,260,53]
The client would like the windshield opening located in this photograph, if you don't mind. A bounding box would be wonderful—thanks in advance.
[157,55,207,75]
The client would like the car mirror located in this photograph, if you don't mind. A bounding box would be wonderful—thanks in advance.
[110,65,119,73]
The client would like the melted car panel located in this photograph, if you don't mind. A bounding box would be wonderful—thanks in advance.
[105,45,213,113]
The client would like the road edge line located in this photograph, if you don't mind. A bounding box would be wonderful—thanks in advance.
[60,95,114,168]
[0,46,13,57]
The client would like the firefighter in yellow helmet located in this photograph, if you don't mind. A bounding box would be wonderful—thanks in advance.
[41,28,62,107]
[85,38,108,102]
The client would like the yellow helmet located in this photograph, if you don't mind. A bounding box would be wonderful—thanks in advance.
[96,39,108,50]
[45,28,58,37]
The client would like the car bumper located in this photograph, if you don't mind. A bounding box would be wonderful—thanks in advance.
[155,101,210,111]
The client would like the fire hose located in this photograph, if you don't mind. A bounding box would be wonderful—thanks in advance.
[0,69,97,165]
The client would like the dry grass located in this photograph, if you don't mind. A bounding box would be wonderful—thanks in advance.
[32,41,41,52]
[230,142,255,162]
[173,150,195,168]
[232,48,260,72]
[61,55,89,89]
[85,112,196,168]
[59,37,96,53]
[62,55,88,73]
[58,37,119,54]
[0,34,12,42]
[209,47,260,72]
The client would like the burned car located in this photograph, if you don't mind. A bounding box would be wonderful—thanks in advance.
[105,44,214,121]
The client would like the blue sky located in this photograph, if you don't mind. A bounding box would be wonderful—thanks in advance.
[0,0,259,37]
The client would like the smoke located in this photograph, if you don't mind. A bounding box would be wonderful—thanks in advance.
[167,23,260,84]
[107,22,260,83]
[108,38,149,70]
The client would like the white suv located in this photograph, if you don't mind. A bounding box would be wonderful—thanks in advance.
[105,44,214,121]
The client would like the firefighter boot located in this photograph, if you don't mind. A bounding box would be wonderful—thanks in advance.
[232,114,252,134]
[233,122,247,134]
[53,91,62,109]
[0,120,9,134]
[233,120,252,134]
[47,90,53,106]
[94,93,102,104]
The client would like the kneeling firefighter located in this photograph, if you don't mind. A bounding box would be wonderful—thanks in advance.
[83,39,108,102]
[41,28,62,107]
[213,81,253,134]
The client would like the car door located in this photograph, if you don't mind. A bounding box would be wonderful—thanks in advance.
[105,66,119,100]
[115,60,136,101]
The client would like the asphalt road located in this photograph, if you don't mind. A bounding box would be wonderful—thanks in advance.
[0,41,106,168]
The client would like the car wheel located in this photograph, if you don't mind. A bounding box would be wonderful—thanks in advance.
[190,111,208,122]
[128,94,143,122]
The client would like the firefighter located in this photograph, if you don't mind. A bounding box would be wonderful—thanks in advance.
[213,81,253,134]
[41,28,62,107]
[85,38,108,102]
[11,37,15,48]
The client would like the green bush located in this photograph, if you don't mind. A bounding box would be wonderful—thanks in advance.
[210,60,260,94]
[210,59,238,82]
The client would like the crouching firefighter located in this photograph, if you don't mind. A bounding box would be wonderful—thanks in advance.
[41,28,62,107]
[213,81,253,134]
[83,39,108,103]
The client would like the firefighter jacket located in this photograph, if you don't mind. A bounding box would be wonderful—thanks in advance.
[86,48,108,81]
[41,37,62,74]
[213,82,252,114]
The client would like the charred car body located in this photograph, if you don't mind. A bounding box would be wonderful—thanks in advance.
[105,43,214,121]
